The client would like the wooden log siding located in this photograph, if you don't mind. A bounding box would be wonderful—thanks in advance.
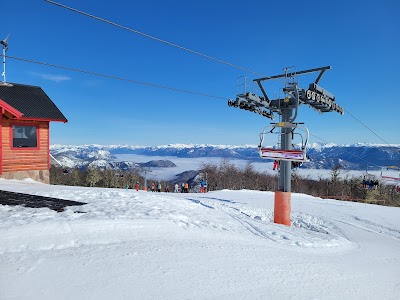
[1,119,49,173]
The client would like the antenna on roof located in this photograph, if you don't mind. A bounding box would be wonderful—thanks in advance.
[1,34,10,83]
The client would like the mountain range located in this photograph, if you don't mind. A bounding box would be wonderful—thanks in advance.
[50,143,400,172]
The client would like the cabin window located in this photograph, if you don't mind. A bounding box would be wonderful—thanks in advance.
[12,125,38,148]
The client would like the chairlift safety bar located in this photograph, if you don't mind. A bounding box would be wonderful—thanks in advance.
[258,123,310,162]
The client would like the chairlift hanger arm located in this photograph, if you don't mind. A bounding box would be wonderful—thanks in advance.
[253,66,331,83]
[256,81,269,102]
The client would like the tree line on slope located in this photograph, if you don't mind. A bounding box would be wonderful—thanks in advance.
[50,160,400,207]
[201,159,400,207]
[50,166,147,189]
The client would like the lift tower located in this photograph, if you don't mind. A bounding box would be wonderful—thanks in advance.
[228,66,344,226]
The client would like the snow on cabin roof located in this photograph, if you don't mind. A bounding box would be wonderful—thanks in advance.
[0,82,67,122]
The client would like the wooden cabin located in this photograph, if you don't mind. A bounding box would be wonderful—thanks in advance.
[0,82,67,183]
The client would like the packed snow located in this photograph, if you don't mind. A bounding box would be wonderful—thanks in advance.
[0,179,399,299]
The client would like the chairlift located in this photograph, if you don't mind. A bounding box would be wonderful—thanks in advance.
[380,166,400,183]
[360,172,379,190]
[49,154,71,175]
[258,122,310,162]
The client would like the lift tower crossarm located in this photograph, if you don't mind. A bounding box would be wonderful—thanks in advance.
[253,66,331,83]
[256,81,269,102]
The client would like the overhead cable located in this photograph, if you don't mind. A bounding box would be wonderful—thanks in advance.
[345,109,393,147]
[44,0,265,76]
[309,132,383,169]
[3,55,229,100]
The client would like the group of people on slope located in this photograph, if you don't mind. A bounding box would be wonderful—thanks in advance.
[172,179,208,193]
[361,179,379,190]
[175,182,189,193]
[149,181,170,192]
[131,179,208,193]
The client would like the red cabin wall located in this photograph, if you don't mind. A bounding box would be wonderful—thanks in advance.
[1,117,50,183]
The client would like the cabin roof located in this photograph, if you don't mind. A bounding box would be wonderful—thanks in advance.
[0,82,67,122]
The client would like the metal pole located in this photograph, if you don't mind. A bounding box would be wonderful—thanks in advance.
[278,108,293,192]
[2,47,6,83]
[274,106,294,226]
[144,169,148,191]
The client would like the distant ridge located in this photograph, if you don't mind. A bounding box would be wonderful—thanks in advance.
[51,143,400,171]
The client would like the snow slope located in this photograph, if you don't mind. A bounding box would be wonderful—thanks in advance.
[0,179,399,299]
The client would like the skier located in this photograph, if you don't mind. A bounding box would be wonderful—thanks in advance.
[157,182,162,192]
[135,182,139,192]
[200,180,205,193]
[184,182,189,193]
[174,183,179,193]
[273,160,279,171]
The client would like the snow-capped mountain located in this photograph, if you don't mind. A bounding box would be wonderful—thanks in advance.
[50,143,400,171]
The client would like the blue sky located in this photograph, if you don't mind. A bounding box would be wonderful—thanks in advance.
[2,0,399,146]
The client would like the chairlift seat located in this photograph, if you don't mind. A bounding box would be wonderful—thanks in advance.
[381,175,400,182]
[259,147,308,162]
[380,166,400,183]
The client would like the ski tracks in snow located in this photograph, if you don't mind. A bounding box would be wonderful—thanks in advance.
[192,197,353,250]
[328,215,400,242]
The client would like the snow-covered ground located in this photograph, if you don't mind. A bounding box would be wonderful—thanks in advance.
[0,179,399,299]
